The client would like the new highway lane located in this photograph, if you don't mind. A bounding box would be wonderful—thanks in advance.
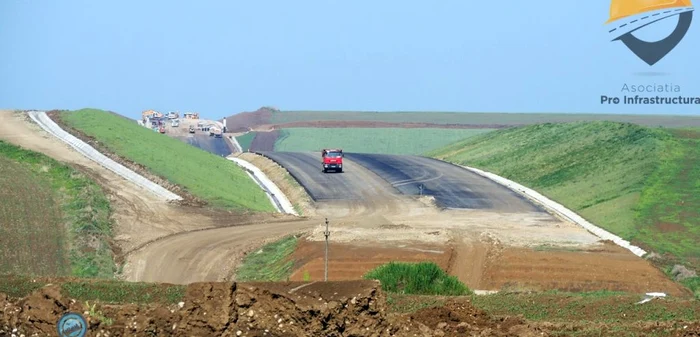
[257,151,545,213]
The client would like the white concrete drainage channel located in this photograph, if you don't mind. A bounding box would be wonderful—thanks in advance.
[26,111,182,202]
[227,157,298,216]
[456,163,647,257]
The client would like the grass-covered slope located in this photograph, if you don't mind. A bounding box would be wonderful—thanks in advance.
[0,141,114,278]
[59,109,274,211]
[428,122,700,271]
[273,128,493,155]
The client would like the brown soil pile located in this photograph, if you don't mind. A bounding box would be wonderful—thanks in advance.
[405,300,545,337]
[224,108,274,133]
[0,280,398,337]
[2,281,699,337]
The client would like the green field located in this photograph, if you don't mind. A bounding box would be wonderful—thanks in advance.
[428,122,700,283]
[59,109,274,211]
[270,110,700,128]
[273,128,493,155]
[0,141,114,278]
[236,132,257,152]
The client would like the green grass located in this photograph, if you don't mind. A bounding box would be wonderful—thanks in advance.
[633,129,700,267]
[470,291,699,322]
[0,275,185,304]
[681,277,700,299]
[0,141,114,278]
[236,132,257,152]
[235,235,298,281]
[273,128,493,155]
[386,290,699,322]
[428,121,700,272]
[61,280,185,304]
[363,261,472,296]
[271,110,700,128]
[59,109,274,211]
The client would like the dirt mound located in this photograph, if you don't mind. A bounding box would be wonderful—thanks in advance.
[225,108,274,133]
[407,300,544,337]
[0,280,399,337]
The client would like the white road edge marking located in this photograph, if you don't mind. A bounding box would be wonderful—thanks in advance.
[457,164,647,257]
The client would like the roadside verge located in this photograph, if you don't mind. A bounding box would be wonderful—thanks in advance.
[457,164,647,257]
[27,110,182,202]
[227,157,298,216]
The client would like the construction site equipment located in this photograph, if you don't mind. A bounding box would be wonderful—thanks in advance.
[189,125,195,133]
[183,112,199,119]
[321,149,343,173]
[210,126,222,138]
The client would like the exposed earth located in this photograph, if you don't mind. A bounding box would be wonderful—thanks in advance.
[2,109,690,296]
[1,280,698,337]
[2,108,698,336]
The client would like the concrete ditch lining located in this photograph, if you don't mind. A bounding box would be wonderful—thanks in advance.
[456,163,647,257]
[227,157,298,216]
[26,111,182,201]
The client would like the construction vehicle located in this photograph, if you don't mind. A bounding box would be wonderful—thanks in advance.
[321,149,343,173]
[210,126,222,138]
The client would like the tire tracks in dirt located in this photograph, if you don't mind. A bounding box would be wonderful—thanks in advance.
[0,110,304,284]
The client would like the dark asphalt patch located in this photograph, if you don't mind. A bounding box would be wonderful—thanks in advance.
[345,153,545,212]
[256,151,367,201]
[257,151,545,212]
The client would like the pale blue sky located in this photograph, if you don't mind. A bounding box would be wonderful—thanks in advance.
[2,0,699,119]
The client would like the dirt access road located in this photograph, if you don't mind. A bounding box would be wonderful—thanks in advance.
[254,151,688,295]
[0,110,311,284]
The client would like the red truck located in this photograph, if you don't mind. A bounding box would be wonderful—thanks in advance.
[321,149,344,173]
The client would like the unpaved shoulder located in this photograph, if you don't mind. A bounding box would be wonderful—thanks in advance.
[235,152,316,217]
[0,110,213,262]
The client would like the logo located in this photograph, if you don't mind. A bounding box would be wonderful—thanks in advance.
[57,312,87,337]
[606,0,694,65]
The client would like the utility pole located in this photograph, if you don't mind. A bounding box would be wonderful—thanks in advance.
[324,218,330,281]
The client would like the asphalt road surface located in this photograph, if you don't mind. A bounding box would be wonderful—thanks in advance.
[256,151,401,201]
[258,151,544,212]
[177,134,233,157]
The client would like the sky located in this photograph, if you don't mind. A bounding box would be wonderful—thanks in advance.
[1,0,699,120]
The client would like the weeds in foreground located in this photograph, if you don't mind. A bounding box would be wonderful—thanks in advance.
[85,301,113,326]
[363,261,472,296]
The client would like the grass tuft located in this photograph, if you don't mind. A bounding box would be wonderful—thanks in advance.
[363,261,472,296]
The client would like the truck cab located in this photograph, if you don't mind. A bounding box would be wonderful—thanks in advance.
[322,149,344,173]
